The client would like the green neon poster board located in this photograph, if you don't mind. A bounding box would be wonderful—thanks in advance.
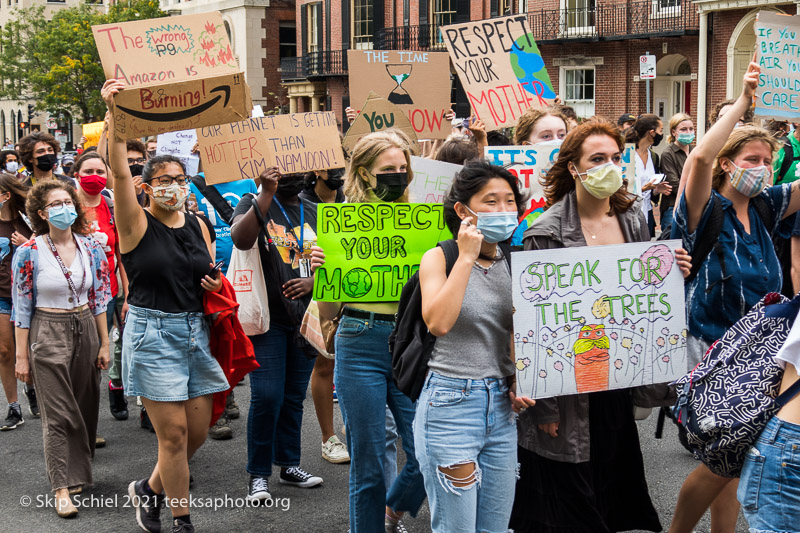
[313,203,452,302]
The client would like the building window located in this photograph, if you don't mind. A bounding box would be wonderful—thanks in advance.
[498,0,511,15]
[562,0,595,35]
[431,0,456,45]
[653,0,680,16]
[518,0,528,13]
[352,0,373,50]
[279,22,296,58]
[560,66,595,118]
[307,3,319,53]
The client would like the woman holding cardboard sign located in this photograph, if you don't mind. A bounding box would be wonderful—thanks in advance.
[101,79,229,533]
[669,58,800,533]
[510,118,692,533]
[316,129,426,533]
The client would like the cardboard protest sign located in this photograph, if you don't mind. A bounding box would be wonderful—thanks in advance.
[512,240,688,399]
[442,15,555,130]
[485,143,559,244]
[197,112,345,185]
[313,203,452,302]
[92,12,251,140]
[754,12,800,120]
[408,156,462,203]
[348,50,452,139]
[342,92,420,156]
[82,121,104,148]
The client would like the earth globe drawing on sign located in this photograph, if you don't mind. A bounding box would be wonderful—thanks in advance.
[510,35,557,100]
[342,268,373,298]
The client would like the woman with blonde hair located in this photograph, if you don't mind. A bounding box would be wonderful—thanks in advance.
[513,108,569,146]
[318,129,426,533]
[659,113,694,231]
[669,59,800,533]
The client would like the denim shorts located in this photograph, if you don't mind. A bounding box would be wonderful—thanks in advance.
[122,304,229,402]
[0,296,12,315]
[738,415,800,532]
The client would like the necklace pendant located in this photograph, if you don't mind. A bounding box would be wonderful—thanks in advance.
[591,234,597,239]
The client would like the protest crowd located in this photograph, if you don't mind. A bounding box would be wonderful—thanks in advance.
[2,8,800,533]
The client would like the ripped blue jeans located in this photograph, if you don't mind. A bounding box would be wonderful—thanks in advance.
[414,372,517,533]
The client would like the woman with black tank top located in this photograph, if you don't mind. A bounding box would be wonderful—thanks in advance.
[102,80,228,533]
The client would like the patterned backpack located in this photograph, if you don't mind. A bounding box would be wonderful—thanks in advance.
[672,292,800,477]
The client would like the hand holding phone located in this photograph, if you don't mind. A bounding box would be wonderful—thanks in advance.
[207,259,224,278]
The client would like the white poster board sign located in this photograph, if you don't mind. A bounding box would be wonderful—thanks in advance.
[157,129,199,176]
[512,240,688,399]
[408,156,462,204]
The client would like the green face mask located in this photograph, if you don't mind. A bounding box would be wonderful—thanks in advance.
[677,132,695,145]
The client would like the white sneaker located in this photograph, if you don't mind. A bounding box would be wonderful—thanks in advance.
[321,435,350,464]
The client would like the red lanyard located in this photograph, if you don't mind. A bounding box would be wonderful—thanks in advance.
[45,234,86,304]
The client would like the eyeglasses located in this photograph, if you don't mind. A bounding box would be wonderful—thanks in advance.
[147,174,188,187]
[45,199,74,209]
[127,158,146,165]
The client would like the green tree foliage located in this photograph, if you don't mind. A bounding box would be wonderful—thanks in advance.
[0,0,166,123]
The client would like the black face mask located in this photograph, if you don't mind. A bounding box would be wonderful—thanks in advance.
[652,132,664,147]
[277,176,306,197]
[371,171,408,202]
[35,153,57,172]
[147,150,156,158]
[129,164,144,178]
[322,168,345,190]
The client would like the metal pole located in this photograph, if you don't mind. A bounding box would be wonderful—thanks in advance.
[646,51,650,114]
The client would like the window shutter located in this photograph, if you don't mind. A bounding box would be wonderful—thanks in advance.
[301,5,308,54]
[490,0,499,17]
[373,0,384,38]
[458,0,471,22]
[325,0,331,51]
[342,0,350,49]
[315,3,323,51]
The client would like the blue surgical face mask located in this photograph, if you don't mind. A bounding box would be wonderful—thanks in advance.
[47,204,78,230]
[465,206,518,244]
[677,133,695,145]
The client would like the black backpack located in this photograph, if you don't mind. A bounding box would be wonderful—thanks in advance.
[390,239,511,401]
[190,174,235,225]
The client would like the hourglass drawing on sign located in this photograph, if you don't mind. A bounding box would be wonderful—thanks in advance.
[385,64,414,105]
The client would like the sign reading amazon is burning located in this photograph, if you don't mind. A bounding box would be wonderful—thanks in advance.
[93,12,252,140]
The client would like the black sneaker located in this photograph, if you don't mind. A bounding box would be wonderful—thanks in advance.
[128,478,164,533]
[109,382,129,421]
[279,467,323,488]
[25,386,39,418]
[1,407,23,431]
[140,407,155,433]
[171,518,194,533]
[246,476,271,504]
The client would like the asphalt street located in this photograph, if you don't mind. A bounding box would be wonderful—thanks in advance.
[1,372,748,533]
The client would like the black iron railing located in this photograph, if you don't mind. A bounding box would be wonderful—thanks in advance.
[375,0,699,49]
[280,50,349,81]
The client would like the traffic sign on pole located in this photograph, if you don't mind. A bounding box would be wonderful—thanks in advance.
[640,54,656,80]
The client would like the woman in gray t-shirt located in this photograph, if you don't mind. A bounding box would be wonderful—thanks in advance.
[414,161,536,533]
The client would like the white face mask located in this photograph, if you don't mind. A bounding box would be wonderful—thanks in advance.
[150,183,189,211]
[4,161,18,173]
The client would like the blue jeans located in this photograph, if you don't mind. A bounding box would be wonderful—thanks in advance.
[414,372,517,533]
[247,323,316,477]
[738,415,800,532]
[334,315,426,532]
[385,406,399,491]
[660,205,675,235]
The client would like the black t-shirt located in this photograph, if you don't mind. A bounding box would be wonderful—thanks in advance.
[299,186,345,204]
[0,217,32,298]
[121,211,212,313]
[232,194,318,325]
